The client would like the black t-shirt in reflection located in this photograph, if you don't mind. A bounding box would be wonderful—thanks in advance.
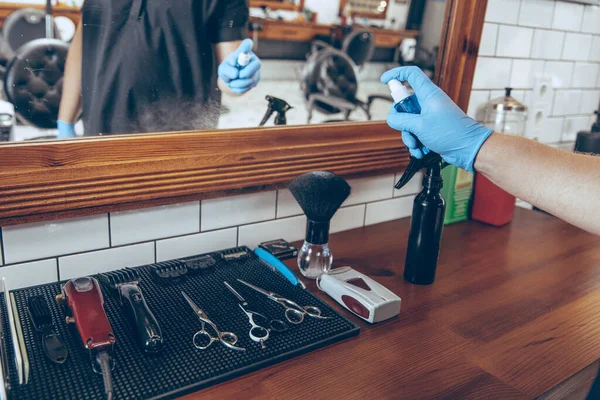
[81,0,248,135]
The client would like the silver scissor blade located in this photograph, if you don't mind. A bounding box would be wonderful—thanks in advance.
[224,281,246,303]
[181,291,201,315]
[236,279,273,298]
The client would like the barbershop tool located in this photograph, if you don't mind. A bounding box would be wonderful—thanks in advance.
[181,292,245,352]
[3,278,28,385]
[183,254,216,275]
[57,277,116,400]
[317,267,401,323]
[237,279,327,324]
[258,239,298,261]
[27,295,69,364]
[99,268,164,354]
[224,281,287,349]
[388,80,445,191]
[288,171,351,279]
[221,248,252,262]
[259,96,293,126]
[149,260,188,286]
[0,288,10,397]
[389,80,447,285]
[254,247,305,289]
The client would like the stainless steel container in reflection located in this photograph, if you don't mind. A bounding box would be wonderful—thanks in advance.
[482,87,527,136]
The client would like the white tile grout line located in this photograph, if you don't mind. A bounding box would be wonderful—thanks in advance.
[153,241,157,263]
[198,200,202,235]
[274,190,279,219]
[488,20,600,35]
[56,258,61,281]
[107,213,113,247]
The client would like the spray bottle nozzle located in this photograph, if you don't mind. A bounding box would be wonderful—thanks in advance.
[395,152,445,190]
[260,96,293,126]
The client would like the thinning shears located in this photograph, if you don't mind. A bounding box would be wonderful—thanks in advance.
[181,291,245,352]
[237,279,328,324]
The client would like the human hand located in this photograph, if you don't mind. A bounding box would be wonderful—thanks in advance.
[218,38,262,95]
[57,120,76,139]
[381,66,493,172]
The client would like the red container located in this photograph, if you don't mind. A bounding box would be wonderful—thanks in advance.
[471,173,516,226]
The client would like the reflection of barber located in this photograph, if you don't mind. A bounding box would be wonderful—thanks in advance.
[57,1,261,138]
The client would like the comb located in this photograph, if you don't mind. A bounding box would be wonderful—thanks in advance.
[27,296,68,364]
[148,260,188,286]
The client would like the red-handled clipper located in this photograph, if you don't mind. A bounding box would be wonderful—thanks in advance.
[57,277,116,399]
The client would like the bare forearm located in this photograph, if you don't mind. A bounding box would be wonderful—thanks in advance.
[475,133,600,235]
[58,22,83,123]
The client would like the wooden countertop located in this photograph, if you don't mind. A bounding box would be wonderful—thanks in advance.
[184,208,600,399]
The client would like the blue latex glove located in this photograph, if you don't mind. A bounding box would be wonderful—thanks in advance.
[57,120,76,139]
[381,66,493,173]
[218,38,261,95]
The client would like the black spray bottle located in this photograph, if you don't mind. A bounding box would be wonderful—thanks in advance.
[389,80,446,285]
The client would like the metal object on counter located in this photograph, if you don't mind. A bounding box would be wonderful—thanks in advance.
[3,278,28,385]
[237,279,328,325]
[224,282,287,349]
[181,292,245,352]
[99,268,164,354]
[0,282,10,398]
[27,295,69,364]
[57,277,116,400]
[481,87,527,136]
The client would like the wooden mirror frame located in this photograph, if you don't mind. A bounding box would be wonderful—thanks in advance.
[249,0,305,12]
[0,0,487,227]
[339,0,389,20]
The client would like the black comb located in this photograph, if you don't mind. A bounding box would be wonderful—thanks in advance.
[99,268,164,354]
[148,260,188,286]
[27,296,68,364]
[182,254,216,275]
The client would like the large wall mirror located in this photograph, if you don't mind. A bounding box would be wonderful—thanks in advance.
[0,0,446,140]
[0,0,486,225]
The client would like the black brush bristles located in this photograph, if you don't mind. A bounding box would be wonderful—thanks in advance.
[288,171,351,245]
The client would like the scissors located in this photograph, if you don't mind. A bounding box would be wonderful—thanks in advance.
[181,291,245,352]
[237,279,328,324]
[224,281,287,349]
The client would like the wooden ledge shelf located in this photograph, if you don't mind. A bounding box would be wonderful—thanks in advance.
[0,122,408,226]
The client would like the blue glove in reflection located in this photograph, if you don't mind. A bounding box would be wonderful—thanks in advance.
[57,120,76,139]
[381,66,493,173]
[218,38,262,95]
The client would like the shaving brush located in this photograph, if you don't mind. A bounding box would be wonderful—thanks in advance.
[288,171,351,278]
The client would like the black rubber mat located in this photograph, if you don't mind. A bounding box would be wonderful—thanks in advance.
[2,246,359,399]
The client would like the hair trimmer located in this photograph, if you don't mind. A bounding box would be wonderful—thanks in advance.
[57,277,116,400]
[99,268,164,354]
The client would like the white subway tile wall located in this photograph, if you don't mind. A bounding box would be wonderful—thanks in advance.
[59,243,155,280]
[0,259,58,290]
[2,215,109,264]
[552,1,584,31]
[201,191,276,231]
[479,23,499,57]
[496,25,534,58]
[472,0,600,148]
[365,196,415,226]
[110,202,200,246]
[156,228,237,262]
[1,173,419,288]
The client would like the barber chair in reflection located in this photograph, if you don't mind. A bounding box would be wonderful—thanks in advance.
[1,1,69,136]
[2,8,61,58]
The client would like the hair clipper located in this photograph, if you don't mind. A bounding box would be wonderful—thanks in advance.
[57,277,116,399]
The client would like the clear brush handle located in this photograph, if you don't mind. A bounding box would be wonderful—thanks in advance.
[297,241,332,279]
